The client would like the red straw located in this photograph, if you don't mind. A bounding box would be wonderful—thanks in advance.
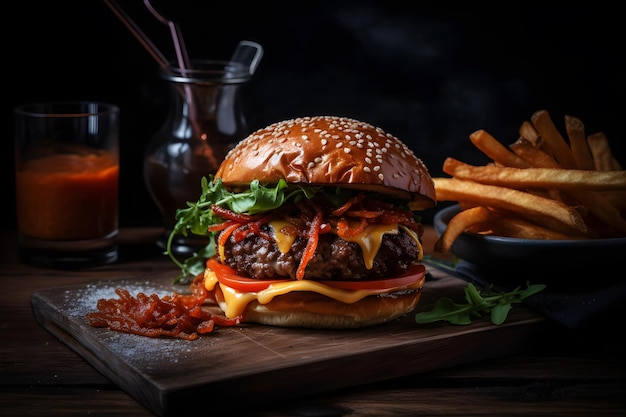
[143,0,190,73]
[103,0,170,71]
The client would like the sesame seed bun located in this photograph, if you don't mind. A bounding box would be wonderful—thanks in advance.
[215,116,436,210]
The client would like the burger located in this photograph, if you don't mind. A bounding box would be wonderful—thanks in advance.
[168,116,436,329]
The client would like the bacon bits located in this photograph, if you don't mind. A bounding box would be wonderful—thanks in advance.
[86,274,242,340]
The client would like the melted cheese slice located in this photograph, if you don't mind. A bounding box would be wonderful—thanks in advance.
[342,223,397,269]
[269,220,298,253]
[204,268,425,318]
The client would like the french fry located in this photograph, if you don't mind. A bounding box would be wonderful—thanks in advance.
[442,157,626,191]
[587,132,623,171]
[469,129,531,168]
[509,137,560,169]
[434,206,493,253]
[565,115,595,171]
[518,120,540,146]
[570,190,626,235]
[433,177,588,236]
[531,110,577,169]
[483,215,585,240]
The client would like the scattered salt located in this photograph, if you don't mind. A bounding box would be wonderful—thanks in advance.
[56,280,206,365]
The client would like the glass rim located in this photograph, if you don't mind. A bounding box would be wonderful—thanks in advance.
[160,59,253,84]
[14,101,120,118]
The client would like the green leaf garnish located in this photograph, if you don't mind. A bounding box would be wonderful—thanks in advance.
[415,282,546,326]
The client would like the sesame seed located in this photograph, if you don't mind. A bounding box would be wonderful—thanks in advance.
[365,157,372,164]
[363,167,371,173]
[344,148,350,153]
[378,173,384,181]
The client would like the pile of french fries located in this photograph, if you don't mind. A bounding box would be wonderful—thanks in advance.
[433,109,626,254]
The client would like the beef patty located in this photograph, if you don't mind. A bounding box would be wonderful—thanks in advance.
[220,225,420,280]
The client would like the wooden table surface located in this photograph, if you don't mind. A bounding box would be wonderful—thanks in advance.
[1,226,625,416]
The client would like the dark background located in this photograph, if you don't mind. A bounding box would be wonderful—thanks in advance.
[5,0,625,231]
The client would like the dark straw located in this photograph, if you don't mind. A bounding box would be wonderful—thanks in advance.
[103,0,171,71]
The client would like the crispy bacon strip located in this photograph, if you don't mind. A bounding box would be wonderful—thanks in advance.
[232,215,274,242]
[86,274,242,340]
[296,207,323,280]
[336,216,369,239]
[332,193,365,216]
[211,204,256,222]
[218,221,242,248]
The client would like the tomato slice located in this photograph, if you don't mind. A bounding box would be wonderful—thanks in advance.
[207,258,426,293]
[207,258,289,292]
[317,264,425,290]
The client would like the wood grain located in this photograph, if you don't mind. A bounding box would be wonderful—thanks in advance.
[30,263,546,417]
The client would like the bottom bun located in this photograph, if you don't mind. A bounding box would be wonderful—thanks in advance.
[214,279,425,329]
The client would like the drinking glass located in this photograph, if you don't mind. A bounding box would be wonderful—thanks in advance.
[13,101,120,268]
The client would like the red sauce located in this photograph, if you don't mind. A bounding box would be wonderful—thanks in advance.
[15,152,118,240]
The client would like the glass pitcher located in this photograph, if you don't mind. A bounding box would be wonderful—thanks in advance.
[144,44,262,255]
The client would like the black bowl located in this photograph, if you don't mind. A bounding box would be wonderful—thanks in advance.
[433,205,626,271]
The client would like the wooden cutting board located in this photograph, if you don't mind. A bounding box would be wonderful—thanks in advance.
[31,263,546,417]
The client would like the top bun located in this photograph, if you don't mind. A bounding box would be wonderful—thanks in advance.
[215,116,436,209]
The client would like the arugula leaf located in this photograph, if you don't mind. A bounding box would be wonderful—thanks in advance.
[415,282,546,326]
